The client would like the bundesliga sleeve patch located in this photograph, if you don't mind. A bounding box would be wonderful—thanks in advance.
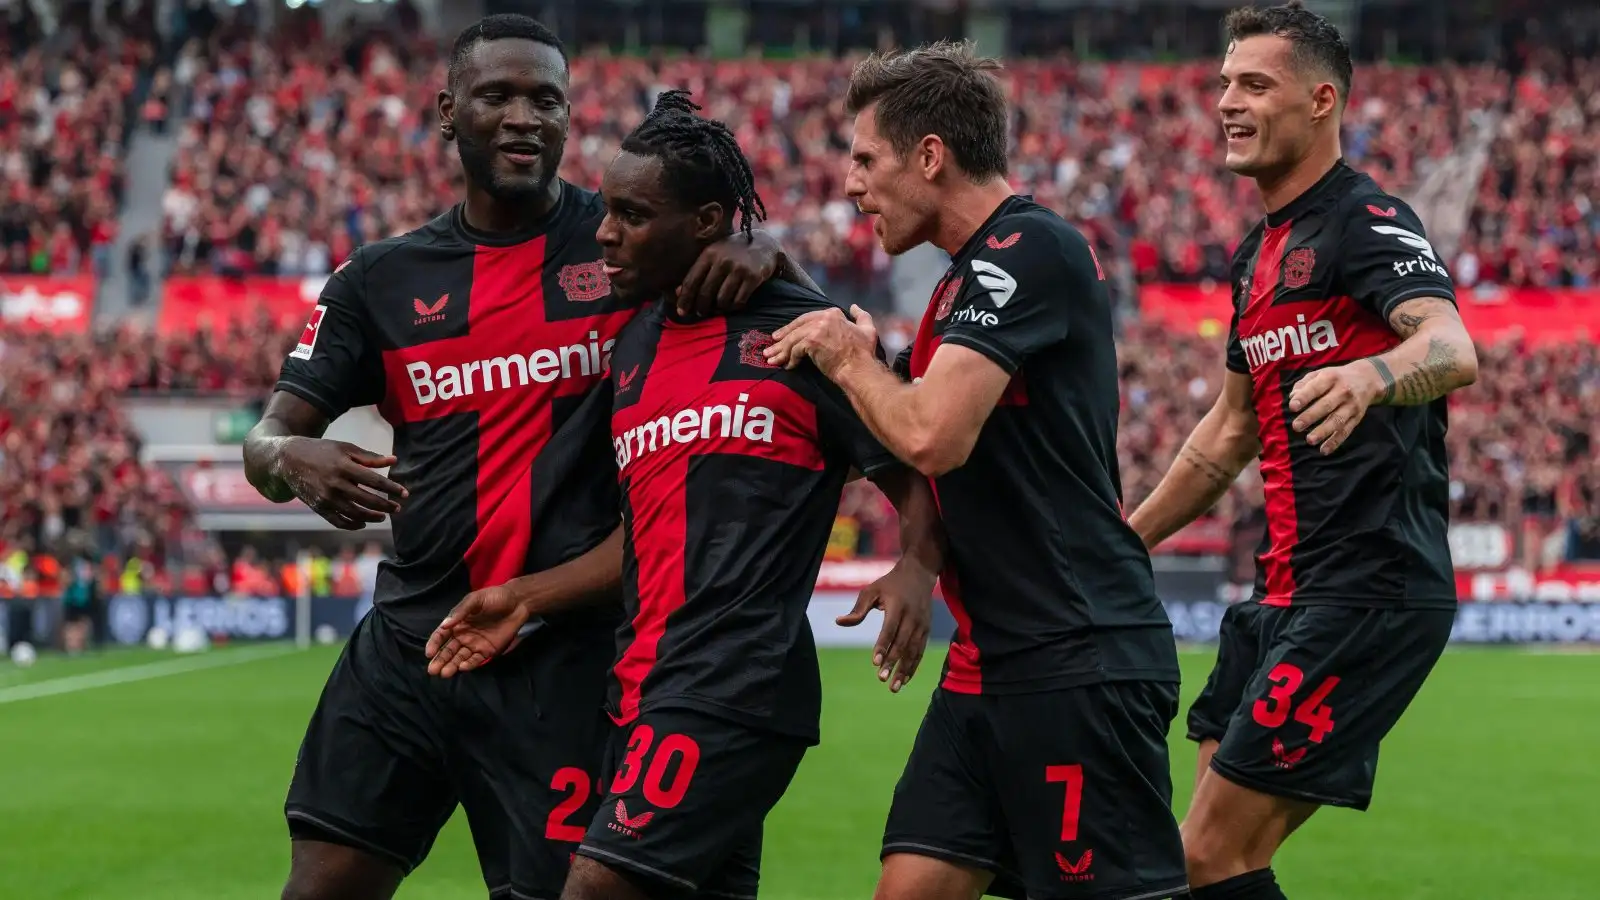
[290,305,327,361]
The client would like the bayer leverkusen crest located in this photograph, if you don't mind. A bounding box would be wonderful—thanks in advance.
[559,261,612,302]
[1283,247,1316,289]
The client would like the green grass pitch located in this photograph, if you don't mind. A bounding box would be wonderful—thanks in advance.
[1,643,1594,899]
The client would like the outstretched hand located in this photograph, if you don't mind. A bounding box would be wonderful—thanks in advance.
[836,561,936,693]
[424,584,531,678]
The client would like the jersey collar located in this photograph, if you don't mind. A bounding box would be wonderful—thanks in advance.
[949,193,1031,263]
[450,180,571,247]
[1264,159,1348,229]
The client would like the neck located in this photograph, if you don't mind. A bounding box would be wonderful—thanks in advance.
[462,179,563,233]
[1256,138,1342,215]
[930,178,1017,256]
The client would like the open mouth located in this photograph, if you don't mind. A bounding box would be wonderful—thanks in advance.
[498,141,543,165]
[602,260,625,277]
[1224,124,1257,141]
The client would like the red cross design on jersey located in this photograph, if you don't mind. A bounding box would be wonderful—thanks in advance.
[378,236,635,590]
[609,318,826,723]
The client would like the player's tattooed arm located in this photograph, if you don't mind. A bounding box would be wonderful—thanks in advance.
[425,526,624,677]
[1288,296,1477,454]
[1128,370,1261,550]
[243,392,407,529]
[1367,296,1479,406]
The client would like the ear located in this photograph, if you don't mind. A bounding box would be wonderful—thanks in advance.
[917,134,945,182]
[437,89,455,140]
[1310,81,1340,123]
[693,201,728,242]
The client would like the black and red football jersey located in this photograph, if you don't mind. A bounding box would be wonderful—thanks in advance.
[275,182,632,641]
[606,281,901,743]
[1225,160,1457,609]
[896,195,1179,695]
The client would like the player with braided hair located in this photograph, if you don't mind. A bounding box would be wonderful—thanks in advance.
[430,88,945,900]
[620,89,767,239]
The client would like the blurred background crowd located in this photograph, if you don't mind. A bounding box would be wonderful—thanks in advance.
[1,0,1597,611]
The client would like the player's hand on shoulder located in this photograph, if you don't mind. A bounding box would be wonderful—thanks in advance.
[425,584,531,678]
[277,437,407,530]
[836,559,936,693]
[765,304,879,380]
[674,230,781,318]
[1287,361,1385,455]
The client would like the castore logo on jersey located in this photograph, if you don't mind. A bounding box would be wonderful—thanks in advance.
[413,293,449,325]
[405,331,614,405]
[614,394,776,470]
[1055,849,1094,882]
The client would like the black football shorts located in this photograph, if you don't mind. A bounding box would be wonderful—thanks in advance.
[1186,602,1455,811]
[575,707,809,899]
[882,683,1189,900]
[285,608,613,900]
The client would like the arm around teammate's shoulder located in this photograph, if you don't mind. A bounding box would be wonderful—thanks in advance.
[1128,369,1261,550]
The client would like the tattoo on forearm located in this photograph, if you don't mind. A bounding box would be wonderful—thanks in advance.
[1181,445,1236,491]
[1389,337,1459,405]
[1368,357,1397,404]
[1392,311,1433,337]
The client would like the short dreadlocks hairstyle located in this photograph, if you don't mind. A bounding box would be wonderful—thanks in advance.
[449,14,567,92]
[1226,1,1353,104]
[620,90,767,240]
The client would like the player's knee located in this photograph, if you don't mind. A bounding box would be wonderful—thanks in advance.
[281,840,402,900]
[281,873,387,900]
[874,853,988,900]
[1181,827,1246,888]
[560,856,651,900]
[1181,801,1253,887]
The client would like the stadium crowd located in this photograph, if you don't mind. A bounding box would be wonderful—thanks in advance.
[0,23,147,278]
[142,25,1600,294]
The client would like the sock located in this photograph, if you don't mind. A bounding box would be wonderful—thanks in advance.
[1190,868,1287,900]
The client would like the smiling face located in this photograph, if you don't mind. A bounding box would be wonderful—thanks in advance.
[596,151,725,303]
[438,37,570,204]
[844,104,939,257]
[1217,34,1336,180]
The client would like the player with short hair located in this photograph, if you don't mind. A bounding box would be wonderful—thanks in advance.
[429,89,944,900]
[1126,4,1479,899]
[765,41,1187,900]
[244,16,812,900]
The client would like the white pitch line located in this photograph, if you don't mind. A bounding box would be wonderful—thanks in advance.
[0,643,301,706]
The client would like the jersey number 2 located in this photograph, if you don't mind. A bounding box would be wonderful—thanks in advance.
[546,767,592,842]
[1252,663,1340,743]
